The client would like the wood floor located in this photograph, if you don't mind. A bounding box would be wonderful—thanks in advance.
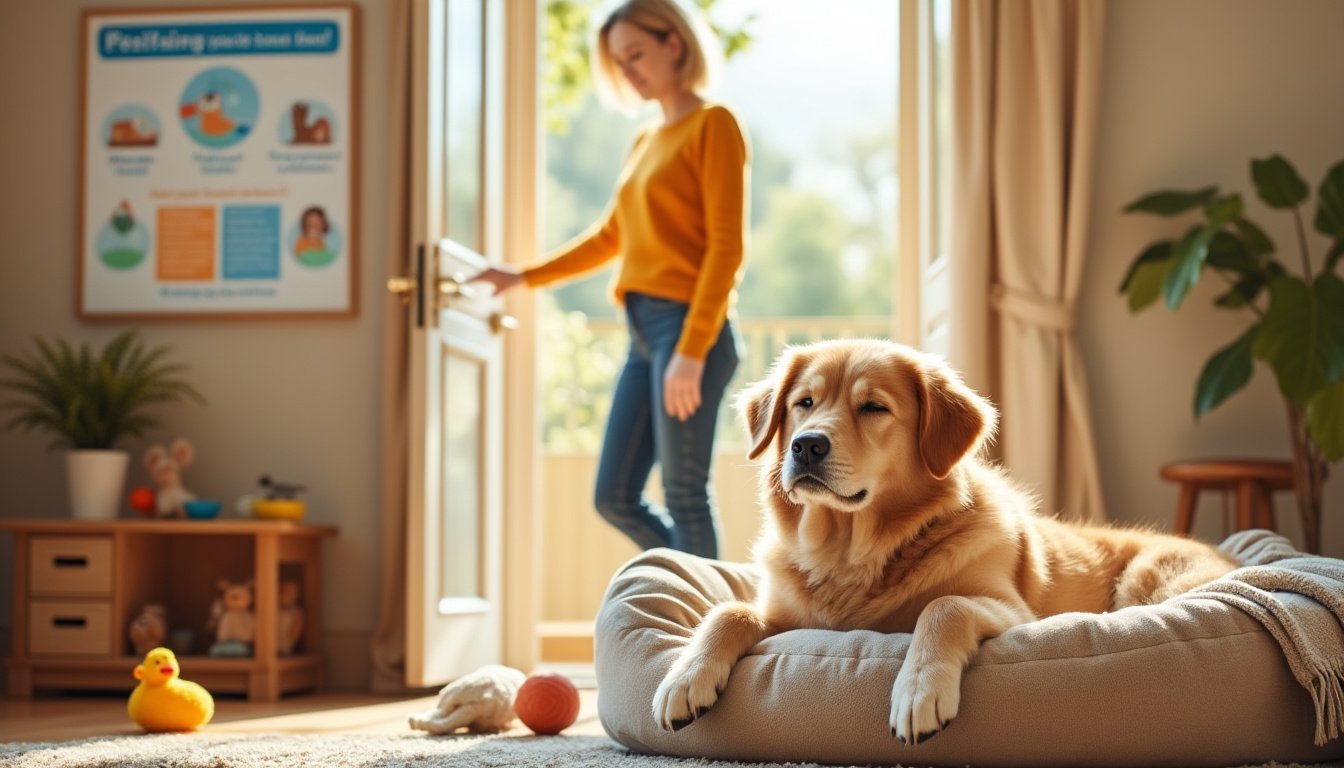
[0,688,605,743]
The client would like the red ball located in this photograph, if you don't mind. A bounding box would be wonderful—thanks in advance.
[514,672,580,735]
[129,486,156,516]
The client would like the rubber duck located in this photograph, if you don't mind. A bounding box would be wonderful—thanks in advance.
[128,647,215,732]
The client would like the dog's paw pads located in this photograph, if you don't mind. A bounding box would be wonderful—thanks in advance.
[889,661,961,745]
[651,657,732,732]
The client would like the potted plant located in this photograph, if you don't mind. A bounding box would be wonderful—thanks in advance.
[0,330,205,519]
[1119,155,1344,553]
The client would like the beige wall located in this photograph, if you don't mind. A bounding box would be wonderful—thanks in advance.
[0,0,392,687]
[1082,0,1344,555]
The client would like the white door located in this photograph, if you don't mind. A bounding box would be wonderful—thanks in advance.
[408,241,509,686]
[399,0,510,687]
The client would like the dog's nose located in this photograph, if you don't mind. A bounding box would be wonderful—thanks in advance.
[791,432,830,465]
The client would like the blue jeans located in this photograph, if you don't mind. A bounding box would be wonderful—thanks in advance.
[593,293,740,559]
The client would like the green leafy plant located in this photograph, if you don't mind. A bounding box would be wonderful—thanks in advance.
[0,330,205,451]
[1119,154,1344,553]
[543,0,755,133]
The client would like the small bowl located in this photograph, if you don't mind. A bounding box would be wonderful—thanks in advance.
[252,498,306,520]
[183,499,222,519]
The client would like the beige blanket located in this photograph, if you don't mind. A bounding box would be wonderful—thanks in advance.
[1174,529,1344,746]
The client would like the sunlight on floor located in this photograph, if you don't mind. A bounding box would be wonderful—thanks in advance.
[0,687,606,743]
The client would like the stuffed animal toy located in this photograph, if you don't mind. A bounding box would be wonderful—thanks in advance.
[144,439,196,517]
[207,579,255,656]
[128,603,167,656]
[128,647,214,732]
[409,665,526,735]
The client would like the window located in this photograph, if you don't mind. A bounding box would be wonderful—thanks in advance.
[539,0,955,453]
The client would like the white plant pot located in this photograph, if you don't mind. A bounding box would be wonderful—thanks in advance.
[66,450,130,520]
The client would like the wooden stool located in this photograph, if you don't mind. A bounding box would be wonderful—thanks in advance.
[1159,459,1295,536]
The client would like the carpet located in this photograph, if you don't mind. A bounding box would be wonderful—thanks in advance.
[0,732,875,767]
[0,733,1332,768]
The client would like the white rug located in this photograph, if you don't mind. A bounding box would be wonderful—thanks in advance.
[0,732,873,767]
[0,732,1329,768]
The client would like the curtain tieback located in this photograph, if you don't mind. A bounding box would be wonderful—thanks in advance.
[991,284,1076,332]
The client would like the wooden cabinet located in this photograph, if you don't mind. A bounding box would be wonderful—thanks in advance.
[2,518,336,701]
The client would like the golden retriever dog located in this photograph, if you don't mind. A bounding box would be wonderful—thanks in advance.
[651,339,1238,744]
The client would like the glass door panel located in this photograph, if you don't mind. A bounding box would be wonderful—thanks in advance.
[444,0,484,252]
[441,349,484,603]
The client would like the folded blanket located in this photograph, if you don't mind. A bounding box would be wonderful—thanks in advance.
[1172,529,1344,746]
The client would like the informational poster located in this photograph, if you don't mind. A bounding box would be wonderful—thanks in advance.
[80,6,357,318]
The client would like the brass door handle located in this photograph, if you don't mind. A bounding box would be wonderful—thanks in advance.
[490,313,518,334]
[439,273,476,299]
[386,276,416,304]
[389,244,428,327]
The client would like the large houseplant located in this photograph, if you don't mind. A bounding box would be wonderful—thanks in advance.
[1119,155,1344,553]
[0,330,205,519]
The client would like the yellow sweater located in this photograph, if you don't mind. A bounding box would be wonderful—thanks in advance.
[523,103,750,360]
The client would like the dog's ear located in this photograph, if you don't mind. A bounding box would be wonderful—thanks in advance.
[737,378,776,460]
[737,348,807,461]
[915,359,998,480]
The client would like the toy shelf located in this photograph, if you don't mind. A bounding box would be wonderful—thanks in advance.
[1,518,337,701]
[10,654,325,698]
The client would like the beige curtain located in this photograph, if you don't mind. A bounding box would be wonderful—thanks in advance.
[370,0,413,693]
[948,0,1107,523]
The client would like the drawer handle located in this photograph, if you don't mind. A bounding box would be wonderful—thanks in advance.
[52,616,88,628]
[53,556,89,568]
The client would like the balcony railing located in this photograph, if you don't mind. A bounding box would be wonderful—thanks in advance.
[537,312,896,634]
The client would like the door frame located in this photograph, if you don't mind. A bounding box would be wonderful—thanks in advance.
[499,0,541,673]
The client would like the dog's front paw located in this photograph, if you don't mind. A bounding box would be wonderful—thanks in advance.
[651,653,733,732]
[889,660,961,745]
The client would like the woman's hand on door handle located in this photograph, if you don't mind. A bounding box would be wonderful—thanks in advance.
[471,266,524,295]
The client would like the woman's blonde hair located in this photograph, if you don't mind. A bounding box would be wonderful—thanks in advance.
[592,0,723,113]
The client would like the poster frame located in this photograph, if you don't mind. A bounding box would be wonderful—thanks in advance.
[77,3,360,320]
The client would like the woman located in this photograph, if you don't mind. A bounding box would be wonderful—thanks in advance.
[473,0,749,559]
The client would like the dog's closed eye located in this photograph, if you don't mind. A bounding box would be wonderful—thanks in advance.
[860,402,887,414]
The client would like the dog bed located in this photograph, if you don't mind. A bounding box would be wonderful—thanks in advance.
[594,530,1344,767]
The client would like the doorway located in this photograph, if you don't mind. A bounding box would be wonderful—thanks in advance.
[535,0,904,662]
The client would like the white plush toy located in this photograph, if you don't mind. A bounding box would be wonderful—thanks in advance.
[144,439,196,517]
[409,664,526,735]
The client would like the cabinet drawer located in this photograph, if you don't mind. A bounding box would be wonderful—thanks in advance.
[29,600,113,656]
[30,536,114,596]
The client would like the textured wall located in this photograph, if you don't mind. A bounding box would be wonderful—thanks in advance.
[1082,0,1344,554]
[0,0,394,683]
